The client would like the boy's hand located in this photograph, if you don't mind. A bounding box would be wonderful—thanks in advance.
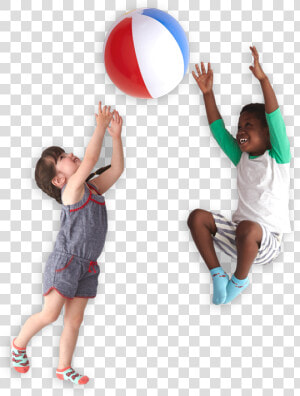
[107,110,123,139]
[249,46,267,81]
[192,62,213,94]
[95,101,113,130]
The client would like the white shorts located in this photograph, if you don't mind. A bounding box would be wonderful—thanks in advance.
[211,212,283,265]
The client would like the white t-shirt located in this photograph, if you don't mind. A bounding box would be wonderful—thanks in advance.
[210,107,291,234]
[232,151,291,233]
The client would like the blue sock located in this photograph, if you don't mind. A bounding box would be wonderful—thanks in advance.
[210,267,229,305]
[224,275,249,304]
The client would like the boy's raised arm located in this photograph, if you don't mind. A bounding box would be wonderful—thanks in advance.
[192,62,222,124]
[249,46,278,114]
[192,62,242,166]
[249,45,290,163]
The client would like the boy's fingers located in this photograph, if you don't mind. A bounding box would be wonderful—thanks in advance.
[99,101,102,113]
[195,63,200,75]
[192,71,198,80]
[201,62,206,74]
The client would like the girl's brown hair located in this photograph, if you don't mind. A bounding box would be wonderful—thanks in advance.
[34,146,110,204]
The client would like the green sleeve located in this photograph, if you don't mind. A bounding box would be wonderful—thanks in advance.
[266,107,291,164]
[209,118,242,166]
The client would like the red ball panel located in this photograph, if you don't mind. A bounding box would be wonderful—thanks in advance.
[104,17,152,98]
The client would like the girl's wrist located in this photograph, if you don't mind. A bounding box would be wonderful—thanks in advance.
[112,135,122,141]
[96,124,107,133]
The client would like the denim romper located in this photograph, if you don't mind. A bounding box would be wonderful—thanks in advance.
[43,181,108,299]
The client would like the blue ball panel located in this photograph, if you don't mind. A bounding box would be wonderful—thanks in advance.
[142,8,189,75]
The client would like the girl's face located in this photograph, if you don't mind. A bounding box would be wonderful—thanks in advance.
[51,152,82,188]
[57,152,81,176]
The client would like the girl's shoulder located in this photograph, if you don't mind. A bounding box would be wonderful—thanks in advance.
[61,182,100,207]
[61,183,87,206]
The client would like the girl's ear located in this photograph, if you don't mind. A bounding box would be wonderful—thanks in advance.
[52,174,66,188]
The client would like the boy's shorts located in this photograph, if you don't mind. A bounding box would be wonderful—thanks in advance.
[43,250,100,299]
[211,212,283,265]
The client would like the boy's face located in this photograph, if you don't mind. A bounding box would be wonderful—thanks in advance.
[236,112,271,156]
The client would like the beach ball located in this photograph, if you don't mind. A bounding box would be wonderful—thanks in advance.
[104,8,189,99]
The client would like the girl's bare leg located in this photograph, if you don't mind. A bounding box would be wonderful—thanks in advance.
[57,297,89,369]
[14,289,66,348]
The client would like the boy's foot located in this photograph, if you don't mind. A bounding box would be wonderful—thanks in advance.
[11,338,30,373]
[224,275,249,304]
[210,266,229,305]
[56,366,89,385]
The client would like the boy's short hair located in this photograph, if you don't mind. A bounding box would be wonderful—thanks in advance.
[240,103,268,129]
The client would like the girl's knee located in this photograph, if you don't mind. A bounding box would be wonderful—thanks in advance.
[40,309,61,324]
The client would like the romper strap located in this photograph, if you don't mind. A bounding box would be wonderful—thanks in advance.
[87,182,100,195]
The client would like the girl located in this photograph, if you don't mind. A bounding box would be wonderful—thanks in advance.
[11,101,124,384]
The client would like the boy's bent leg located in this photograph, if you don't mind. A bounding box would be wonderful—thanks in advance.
[188,209,229,304]
[187,209,220,270]
[225,220,262,304]
[235,220,262,279]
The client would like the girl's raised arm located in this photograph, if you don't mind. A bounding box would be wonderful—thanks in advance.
[88,110,124,195]
[67,102,113,193]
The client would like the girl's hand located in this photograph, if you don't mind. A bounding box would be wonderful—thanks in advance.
[192,62,213,94]
[249,46,267,81]
[107,110,123,139]
[95,101,113,130]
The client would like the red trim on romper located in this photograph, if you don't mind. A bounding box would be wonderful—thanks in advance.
[43,287,73,300]
[55,255,74,272]
[87,182,100,195]
[90,197,105,205]
[70,190,105,212]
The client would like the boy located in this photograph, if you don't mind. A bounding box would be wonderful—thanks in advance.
[188,46,291,304]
